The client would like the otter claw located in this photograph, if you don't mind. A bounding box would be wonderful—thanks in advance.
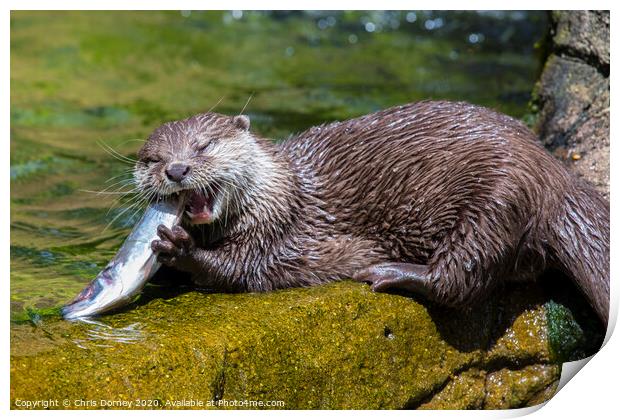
[152,224,194,268]
[156,224,193,250]
[352,262,433,298]
[353,266,403,291]
[151,239,175,254]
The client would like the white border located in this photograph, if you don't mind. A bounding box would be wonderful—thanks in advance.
[2,1,616,11]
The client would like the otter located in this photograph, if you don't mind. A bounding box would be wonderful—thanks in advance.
[134,100,609,325]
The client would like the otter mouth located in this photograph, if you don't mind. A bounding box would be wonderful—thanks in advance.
[185,189,217,224]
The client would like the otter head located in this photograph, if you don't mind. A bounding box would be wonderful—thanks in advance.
[134,112,260,225]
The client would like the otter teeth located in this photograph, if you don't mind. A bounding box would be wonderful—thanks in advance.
[185,210,194,218]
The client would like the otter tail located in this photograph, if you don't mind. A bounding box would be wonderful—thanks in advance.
[547,180,609,325]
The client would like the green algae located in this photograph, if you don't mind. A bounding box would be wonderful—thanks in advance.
[11,282,561,409]
[545,300,604,363]
[419,369,487,409]
[483,364,560,409]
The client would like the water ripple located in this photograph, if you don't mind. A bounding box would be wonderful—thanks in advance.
[70,318,145,349]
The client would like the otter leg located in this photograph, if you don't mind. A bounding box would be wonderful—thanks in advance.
[354,219,504,307]
[353,263,435,300]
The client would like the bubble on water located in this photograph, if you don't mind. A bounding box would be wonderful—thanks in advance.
[285,46,295,57]
[348,34,358,44]
[406,12,417,23]
[468,33,485,44]
[424,17,444,30]
[365,22,376,32]
[40,250,55,262]
[318,15,337,30]
[232,10,243,20]
[449,50,459,60]
[180,10,191,18]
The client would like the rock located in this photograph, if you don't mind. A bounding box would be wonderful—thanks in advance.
[551,11,609,71]
[420,365,561,410]
[11,281,574,409]
[531,11,610,197]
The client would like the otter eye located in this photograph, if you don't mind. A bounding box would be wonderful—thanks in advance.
[143,157,160,164]
[196,142,211,154]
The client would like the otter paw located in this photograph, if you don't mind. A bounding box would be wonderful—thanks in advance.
[151,224,195,267]
[352,264,405,292]
[352,262,431,295]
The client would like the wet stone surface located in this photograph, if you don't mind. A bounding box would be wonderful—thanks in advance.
[10,281,590,409]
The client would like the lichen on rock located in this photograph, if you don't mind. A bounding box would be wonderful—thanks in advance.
[12,281,569,409]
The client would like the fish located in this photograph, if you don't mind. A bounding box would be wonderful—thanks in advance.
[61,197,185,319]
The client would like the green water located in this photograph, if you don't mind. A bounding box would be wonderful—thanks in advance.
[10,10,548,320]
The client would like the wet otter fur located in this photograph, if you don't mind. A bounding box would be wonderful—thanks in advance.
[134,100,609,325]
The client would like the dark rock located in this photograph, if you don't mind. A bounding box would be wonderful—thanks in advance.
[531,11,610,197]
[552,10,609,73]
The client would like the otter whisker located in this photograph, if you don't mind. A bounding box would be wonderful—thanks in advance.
[213,173,242,219]
[238,93,254,116]
[207,96,226,113]
[89,178,137,194]
[103,191,146,221]
[97,140,139,165]
[102,184,160,233]
[81,185,135,198]
[110,138,147,148]
[80,188,140,196]
[104,168,137,184]
[125,190,158,228]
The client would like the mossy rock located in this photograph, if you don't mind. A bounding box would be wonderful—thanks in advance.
[10,281,579,409]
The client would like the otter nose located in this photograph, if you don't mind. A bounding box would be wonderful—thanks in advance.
[165,163,190,182]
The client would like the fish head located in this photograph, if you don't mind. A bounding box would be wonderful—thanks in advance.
[61,265,130,320]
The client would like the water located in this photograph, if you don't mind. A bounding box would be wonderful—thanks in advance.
[10,10,547,321]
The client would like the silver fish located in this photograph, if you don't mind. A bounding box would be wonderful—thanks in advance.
[61,198,185,319]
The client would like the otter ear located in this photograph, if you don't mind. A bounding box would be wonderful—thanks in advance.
[232,115,250,131]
